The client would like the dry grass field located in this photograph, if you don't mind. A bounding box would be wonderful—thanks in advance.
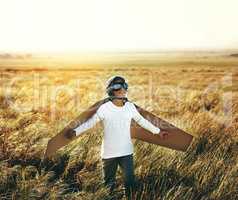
[0,52,237,199]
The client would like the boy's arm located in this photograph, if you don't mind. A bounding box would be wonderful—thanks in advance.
[73,112,102,136]
[131,104,161,135]
[65,104,105,139]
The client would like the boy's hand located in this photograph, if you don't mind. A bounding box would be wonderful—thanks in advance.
[64,129,76,139]
[158,130,169,140]
[153,129,169,139]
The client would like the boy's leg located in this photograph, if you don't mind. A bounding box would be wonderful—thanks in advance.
[118,154,135,199]
[102,157,118,193]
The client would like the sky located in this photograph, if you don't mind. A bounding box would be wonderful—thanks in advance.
[0,0,238,53]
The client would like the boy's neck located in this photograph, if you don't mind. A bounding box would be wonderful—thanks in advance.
[112,98,124,107]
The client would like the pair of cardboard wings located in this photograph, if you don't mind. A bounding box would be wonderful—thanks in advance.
[44,98,194,158]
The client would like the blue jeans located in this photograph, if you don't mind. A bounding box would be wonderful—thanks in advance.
[102,153,135,198]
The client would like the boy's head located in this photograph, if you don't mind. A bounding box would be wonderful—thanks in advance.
[106,76,128,97]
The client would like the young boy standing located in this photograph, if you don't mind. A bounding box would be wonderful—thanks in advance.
[71,76,168,199]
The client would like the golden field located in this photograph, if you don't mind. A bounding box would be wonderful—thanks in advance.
[0,52,237,199]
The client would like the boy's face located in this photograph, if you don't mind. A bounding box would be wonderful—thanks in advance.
[113,88,127,98]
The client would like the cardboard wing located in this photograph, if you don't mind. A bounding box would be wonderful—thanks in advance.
[44,98,194,158]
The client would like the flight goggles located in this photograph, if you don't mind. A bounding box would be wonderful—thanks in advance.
[109,82,128,91]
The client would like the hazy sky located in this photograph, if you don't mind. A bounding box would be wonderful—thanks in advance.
[0,0,238,52]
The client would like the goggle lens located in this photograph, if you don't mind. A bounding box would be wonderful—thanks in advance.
[111,83,128,91]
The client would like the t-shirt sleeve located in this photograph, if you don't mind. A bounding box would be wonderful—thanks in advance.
[131,103,160,134]
[73,105,104,136]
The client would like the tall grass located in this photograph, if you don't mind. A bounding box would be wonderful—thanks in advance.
[0,63,237,199]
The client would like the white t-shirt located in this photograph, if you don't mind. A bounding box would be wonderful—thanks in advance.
[74,101,160,159]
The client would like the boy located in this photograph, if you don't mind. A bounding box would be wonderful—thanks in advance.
[70,76,168,199]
